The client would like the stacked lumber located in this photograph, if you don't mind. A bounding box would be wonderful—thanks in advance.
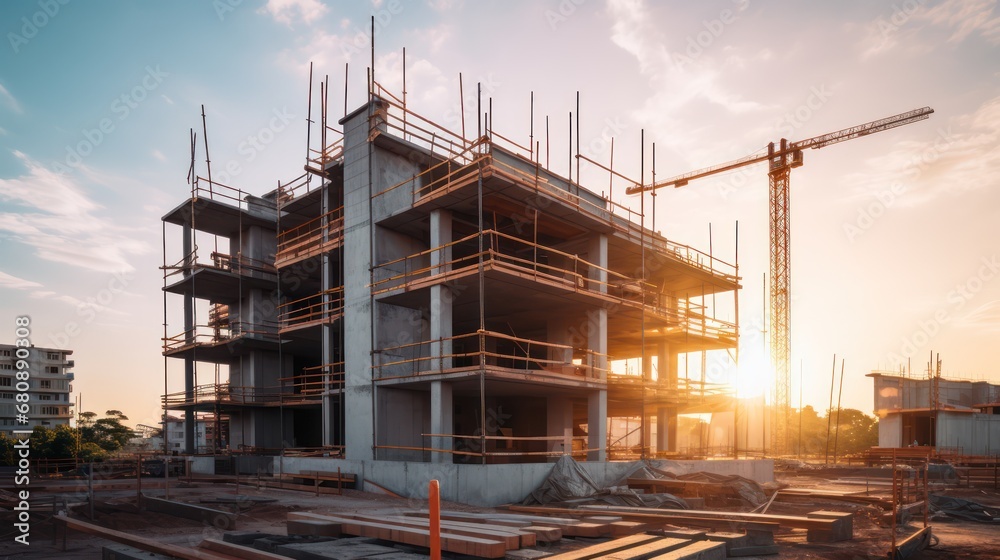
[508,504,853,543]
[543,533,727,560]
[288,511,511,558]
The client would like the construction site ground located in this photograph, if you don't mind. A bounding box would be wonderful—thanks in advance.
[3,466,1000,559]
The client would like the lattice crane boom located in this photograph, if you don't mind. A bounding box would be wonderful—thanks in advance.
[627,106,933,455]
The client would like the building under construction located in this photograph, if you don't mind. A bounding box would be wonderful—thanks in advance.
[869,367,1000,455]
[159,73,750,499]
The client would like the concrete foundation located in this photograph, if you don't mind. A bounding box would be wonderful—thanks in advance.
[265,458,773,507]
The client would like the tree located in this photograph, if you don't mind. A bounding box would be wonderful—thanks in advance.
[78,411,97,427]
[105,409,129,421]
[81,417,133,452]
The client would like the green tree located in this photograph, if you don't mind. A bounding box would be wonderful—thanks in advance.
[0,432,16,466]
[81,417,133,452]
[78,411,97,427]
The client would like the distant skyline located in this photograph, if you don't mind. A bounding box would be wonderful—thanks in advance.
[1,0,998,428]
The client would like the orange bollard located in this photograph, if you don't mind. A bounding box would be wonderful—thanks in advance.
[429,479,441,560]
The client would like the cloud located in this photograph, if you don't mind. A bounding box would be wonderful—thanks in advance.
[606,0,764,155]
[842,95,1000,206]
[861,0,1000,58]
[956,299,1000,332]
[258,0,328,26]
[0,271,42,291]
[0,82,22,114]
[152,149,167,162]
[0,151,150,272]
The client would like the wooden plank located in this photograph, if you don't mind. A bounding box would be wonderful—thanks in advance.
[610,521,654,536]
[595,537,689,560]
[648,540,726,560]
[544,534,662,560]
[506,506,777,535]
[512,505,840,531]
[387,515,536,548]
[287,512,507,558]
[58,517,233,560]
[199,538,289,560]
[332,513,522,549]
[524,525,563,543]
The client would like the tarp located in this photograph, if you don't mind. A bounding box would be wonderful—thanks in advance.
[521,456,687,508]
[615,461,767,507]
[929,494,1000,523]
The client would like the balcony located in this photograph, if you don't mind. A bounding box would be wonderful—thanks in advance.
[278,288,344,333]
[275,206,344,268]
[374,330,607,388]
[163,251,278,302]
[162,364,342,410]
[371,230,737,348]
[162,321,280,362]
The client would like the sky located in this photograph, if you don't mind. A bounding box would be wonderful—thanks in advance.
[0,0,998,430]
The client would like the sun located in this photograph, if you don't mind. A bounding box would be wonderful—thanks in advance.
[735,353,773,399]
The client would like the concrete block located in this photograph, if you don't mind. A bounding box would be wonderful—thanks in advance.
[223,531,281,545]
[102,544,172,560]
[704,531,749,552]
[288,519,343,537]
[254,535,339,553]
[659,528,707,540]
[505,550,553,560]
[275,540,400,560]
[806,511,853,543]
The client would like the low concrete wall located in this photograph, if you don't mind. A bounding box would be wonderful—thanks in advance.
[188,456,215,475]
[269,457,773,507]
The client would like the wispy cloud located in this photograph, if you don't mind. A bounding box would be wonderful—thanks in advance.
[258,0,328,26]
[606,0,763,155]
[0,151,150,272]
[0,82,22,114]
[843,95,1000,206]
[0,271,42,291]
[861,0,1000,58]
[956,299,1000,332]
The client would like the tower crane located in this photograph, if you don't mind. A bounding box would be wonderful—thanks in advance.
[627,106,934,454]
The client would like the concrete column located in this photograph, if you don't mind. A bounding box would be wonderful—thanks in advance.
[588,234,608,293]
[342,102,377,461]
[547,318,573,369]
[430,209,453,371]
[182,223,195,455]
[656,406,669,453]
[547,395,573,458]
[322,182,334,446]
[588,390,607,461]
[430,381,453,463]
[430,286,452,371]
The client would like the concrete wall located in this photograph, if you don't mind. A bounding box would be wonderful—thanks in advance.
[879,413,902,448]
[376,387,430,462]
[270,457,773,507]
[936,412,1000,455]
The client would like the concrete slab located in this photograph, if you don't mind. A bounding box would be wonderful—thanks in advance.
[142,495,237,530]
[102,544,173,560]
[275,540,401,560]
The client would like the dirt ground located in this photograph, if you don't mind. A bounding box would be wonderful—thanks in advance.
[1,472,999,559]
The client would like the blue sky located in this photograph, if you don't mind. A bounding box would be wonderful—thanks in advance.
[1,0,998,427]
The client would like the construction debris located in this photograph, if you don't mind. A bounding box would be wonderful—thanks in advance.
[929,494,1000,523]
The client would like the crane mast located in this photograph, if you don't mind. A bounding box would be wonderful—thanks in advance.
[629,107,933,455]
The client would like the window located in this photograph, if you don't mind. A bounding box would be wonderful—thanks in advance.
[45,366,58,374]
[41,406,60,415]
[0,378,10,387]
[0,392,12,399]
[47,352,59,360]
[39,394,51,400]
[40,380,51,389]
[0,364,11,370]
[1,350,10,356]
